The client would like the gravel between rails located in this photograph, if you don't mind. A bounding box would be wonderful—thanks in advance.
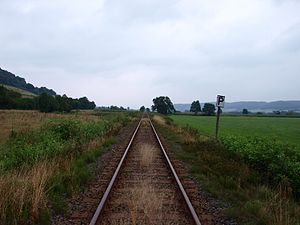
[97,118,193,225]
[52,118,239,225]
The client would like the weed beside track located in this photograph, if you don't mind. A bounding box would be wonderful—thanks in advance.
[0,110,136,225]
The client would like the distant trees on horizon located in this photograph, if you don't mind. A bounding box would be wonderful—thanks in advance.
[242,108,249,114]
[202,103,216,116]
[97,105,128,111]
[140,106,145,112]
[188,100,216,116]
[190,100,201,114]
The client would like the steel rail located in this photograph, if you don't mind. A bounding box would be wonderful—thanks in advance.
[89,119,142,225]
[89,115,202,225]
[149,119,202,225]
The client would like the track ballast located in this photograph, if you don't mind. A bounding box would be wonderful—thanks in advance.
[90,117,202,225]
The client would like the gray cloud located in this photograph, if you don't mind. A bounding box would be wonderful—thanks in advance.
[0,0,300,108]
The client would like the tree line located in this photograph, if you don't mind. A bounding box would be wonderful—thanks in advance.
[190,100,216,115]
[151,96,216,115]
[97,106,129,111]
[0,86,95,112]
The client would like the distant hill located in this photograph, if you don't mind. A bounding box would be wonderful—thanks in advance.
[174,104,192,112]
[0,67,56,96]
[175,101,300,113]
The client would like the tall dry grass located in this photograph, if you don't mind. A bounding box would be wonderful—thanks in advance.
[0,110,126,224]
[139,144,155,167]
[128,178,164,225]
[172,126,198,144]
[0,133,114,224]
[0,160,63,224]
[152,115,166,125]
[0,110,99,143]
[152,115,198,144]
[263,184,300,225]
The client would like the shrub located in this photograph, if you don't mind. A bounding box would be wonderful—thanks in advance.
[221,135,300,196]
[0,118,106,171]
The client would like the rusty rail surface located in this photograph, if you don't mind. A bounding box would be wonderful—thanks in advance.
[89,119,142,225]
[149,118,202,225]
[89,116,202,225]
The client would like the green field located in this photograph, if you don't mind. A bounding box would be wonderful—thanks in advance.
[167,114,300,224]
[170,115,300,148]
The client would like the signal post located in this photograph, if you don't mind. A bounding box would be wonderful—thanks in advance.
[215,95,225,138]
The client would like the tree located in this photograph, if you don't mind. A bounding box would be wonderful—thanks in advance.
[202,103,216,116]
[140,106,145,112]
[145,108,150,113]
[0,86,16,108]
[190,100,201,114]
[55,95,72,112]
[0,85,37,109]
[152,96,175,114]
[77,97,96,109]
[108,105,127,111]
[38,93,58,112]
[14,98,37,110]
[242,108,249,114]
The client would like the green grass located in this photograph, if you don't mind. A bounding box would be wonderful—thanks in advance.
[47,137,116,214]
[170,115,300,149]
[0,111,138,224]
[0,118,107,171]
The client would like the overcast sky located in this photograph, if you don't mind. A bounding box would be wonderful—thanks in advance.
[0,0,300,108]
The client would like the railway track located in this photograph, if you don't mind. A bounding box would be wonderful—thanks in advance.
[89,116,202,225]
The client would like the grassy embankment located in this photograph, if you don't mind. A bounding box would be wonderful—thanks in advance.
[0,110,137,225]
[153,114,300,225]
[0,110,83,144]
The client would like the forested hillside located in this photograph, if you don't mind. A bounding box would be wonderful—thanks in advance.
[0,86,96,112]
[0,68,96,112]
[0,68,56,95]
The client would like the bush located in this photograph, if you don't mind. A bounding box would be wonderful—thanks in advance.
[221,135,300,196]
[46,119,81,140]
[0,119,106,171]
[0,112,135,225]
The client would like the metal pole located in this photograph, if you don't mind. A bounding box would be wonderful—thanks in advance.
[215,106,221,138]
